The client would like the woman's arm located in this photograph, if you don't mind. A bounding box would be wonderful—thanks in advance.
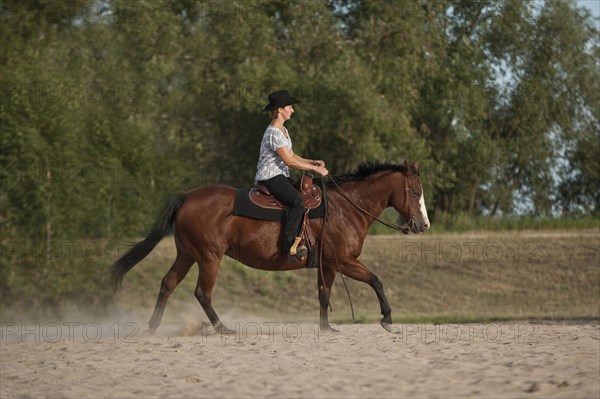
[292,153,325,167]
[276,147,328,176]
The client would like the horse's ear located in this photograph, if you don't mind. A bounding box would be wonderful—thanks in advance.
[403,160,410,174]
[412,160,420,176]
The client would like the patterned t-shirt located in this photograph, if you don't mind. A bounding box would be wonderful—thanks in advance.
[255,125,292,182]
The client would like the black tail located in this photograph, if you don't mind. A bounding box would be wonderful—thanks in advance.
[110,193,186,292]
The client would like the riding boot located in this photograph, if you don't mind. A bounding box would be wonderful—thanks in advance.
[283,197,305,255]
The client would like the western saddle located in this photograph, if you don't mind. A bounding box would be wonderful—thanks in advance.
[250,172,322,210]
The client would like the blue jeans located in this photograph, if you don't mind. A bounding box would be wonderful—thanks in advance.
[259,174,304,253]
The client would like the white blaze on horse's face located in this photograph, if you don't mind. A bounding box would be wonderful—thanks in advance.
[419,187,430,232]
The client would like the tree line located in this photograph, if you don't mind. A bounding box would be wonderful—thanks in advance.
[1,0,598,247]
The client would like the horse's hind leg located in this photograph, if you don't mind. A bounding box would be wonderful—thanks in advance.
[194,259,234,334]
[148,250,195,334]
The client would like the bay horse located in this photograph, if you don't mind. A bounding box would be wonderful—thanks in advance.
[111,160,430,333]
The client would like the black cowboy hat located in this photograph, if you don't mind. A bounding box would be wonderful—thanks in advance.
[262,90,302,112]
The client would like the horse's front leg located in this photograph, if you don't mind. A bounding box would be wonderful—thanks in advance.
[370,274,393,332]
[317,266,337,332]
[341,258,393,332]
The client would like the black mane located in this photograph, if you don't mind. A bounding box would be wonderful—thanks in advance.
[326,161,407,187]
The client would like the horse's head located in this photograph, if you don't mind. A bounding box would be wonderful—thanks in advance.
[391,160,430,233]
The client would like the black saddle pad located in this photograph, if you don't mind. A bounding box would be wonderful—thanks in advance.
[233,178,327,222]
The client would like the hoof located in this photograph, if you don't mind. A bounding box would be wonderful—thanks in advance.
[320,324,339,334]
[215,323,236,335]
[144,330,156,338]
[381,318,393,333]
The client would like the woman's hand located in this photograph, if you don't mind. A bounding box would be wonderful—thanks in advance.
[315,165,329,176]
[309,160,328,175]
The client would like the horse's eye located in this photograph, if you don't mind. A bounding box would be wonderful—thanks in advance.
[413,190,420,198]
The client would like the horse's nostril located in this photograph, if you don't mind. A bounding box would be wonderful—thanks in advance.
[423,224,429,231]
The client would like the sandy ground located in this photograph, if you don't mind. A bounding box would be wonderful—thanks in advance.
[1,320,599,398]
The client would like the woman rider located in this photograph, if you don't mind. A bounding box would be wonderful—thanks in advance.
[255,90,329,261]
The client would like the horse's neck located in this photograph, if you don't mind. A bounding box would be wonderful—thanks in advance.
[337,172,398,216]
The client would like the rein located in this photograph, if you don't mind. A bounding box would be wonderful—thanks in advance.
[326,174,414,235]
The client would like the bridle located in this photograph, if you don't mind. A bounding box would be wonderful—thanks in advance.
[326,171,416,234]
[401,171,416,233]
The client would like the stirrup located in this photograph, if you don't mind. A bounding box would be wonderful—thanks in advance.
[288,245,308,263]
[290,237,302,256]
[295,245,308,259]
